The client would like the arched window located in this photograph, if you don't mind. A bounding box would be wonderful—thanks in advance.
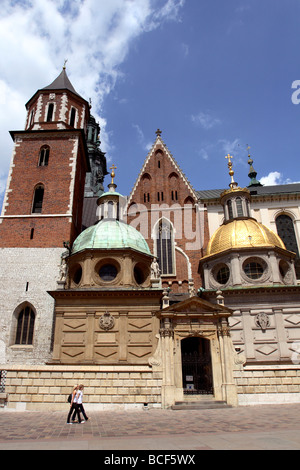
[236,197,243,217]
[32,185,44,214]
[15,306,35,345]
[141,173,151,181]
[156,219,174,275]
[227,200,233,220]
[70,107,77,127]
[276,214,299,257]
[107,201,114,218]
[38,146,50,166]
[46,103,54,122]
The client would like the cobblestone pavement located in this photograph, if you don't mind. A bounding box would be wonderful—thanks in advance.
[1,403,300,450]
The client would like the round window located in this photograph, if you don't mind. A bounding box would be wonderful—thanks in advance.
[99,264,118,282]
[244,261,264,279]
[216,265,230,284]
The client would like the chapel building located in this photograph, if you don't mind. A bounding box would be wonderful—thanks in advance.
[1,69,300,410]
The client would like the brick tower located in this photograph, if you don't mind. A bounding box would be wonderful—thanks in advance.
[0,67,90,365]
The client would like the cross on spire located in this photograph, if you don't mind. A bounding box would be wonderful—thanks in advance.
[225,153,233,165]
[225,154,237,188]
[155,129,162,137]
[110,164,117,185]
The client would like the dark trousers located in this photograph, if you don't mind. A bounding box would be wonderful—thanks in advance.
[67,403,81,423]
[72,403,88,421]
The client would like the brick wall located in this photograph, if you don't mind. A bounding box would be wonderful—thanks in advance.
[0,132,87,247]
[127,140,209,292]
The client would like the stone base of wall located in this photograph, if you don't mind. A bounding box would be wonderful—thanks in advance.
[1,364,163,411]
[234,364,300,406]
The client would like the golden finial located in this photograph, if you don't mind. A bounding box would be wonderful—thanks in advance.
[110,164,117,185]
[247,145,251,156]
[225,154,237,188]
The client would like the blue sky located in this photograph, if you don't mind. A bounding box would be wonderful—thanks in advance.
[1,0,300,205]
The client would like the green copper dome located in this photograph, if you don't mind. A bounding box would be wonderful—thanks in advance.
[72,219,151,256]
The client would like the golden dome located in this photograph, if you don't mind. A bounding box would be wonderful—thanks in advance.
[205,218,286,257]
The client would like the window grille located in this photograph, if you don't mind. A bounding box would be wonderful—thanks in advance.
[236,197,243,217]
[15,306,35,345]
[276,214,299,257]
[0,371,7,393]
[156,220,174,275]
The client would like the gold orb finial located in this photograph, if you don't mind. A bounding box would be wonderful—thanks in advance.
[110,164,117,185]
[225,154,237,188]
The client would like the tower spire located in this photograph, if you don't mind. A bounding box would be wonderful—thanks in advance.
[247,145,262,187]
[225,154,238,190]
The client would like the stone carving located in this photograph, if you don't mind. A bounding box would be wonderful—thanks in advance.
[148,334,162,366]
[57,252,69,289]
[255,312,270,331]
[99,311,115,331]
[151,257,161,279]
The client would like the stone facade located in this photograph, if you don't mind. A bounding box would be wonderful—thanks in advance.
[0,248,64,365]
[50,289,162,366]
[234,365,300,405]
[3,365,162,411]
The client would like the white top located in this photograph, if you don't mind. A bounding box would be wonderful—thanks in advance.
[74,390,83,404]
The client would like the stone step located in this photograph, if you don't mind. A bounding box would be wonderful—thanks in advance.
[171,399,231,410]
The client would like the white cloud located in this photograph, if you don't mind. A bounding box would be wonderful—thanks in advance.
[0,0,185,204]
[219,138,242,156]
[199,149,209,160]
[181,43,189,57]
[260,171,282,186]
[191,111,221,129]
[133,124,153,151]
[260,171,300,186]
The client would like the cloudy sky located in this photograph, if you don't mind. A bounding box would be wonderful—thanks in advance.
[1,0,300,204]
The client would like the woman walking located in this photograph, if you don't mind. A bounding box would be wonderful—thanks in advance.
[67,385,82,424]
[73,384,89,422]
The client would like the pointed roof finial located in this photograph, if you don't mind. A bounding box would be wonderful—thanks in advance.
[63,59,68,70]
[225,154,238,189]
[247,145,262,187]
[156,129,162,137]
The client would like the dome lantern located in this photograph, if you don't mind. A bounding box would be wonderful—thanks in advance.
[220,154,251,222]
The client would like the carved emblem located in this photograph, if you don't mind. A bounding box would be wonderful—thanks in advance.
[255,312,270,331]
[99,311,115,331]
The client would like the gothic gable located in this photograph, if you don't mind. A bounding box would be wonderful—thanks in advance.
[128,131,198,207]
